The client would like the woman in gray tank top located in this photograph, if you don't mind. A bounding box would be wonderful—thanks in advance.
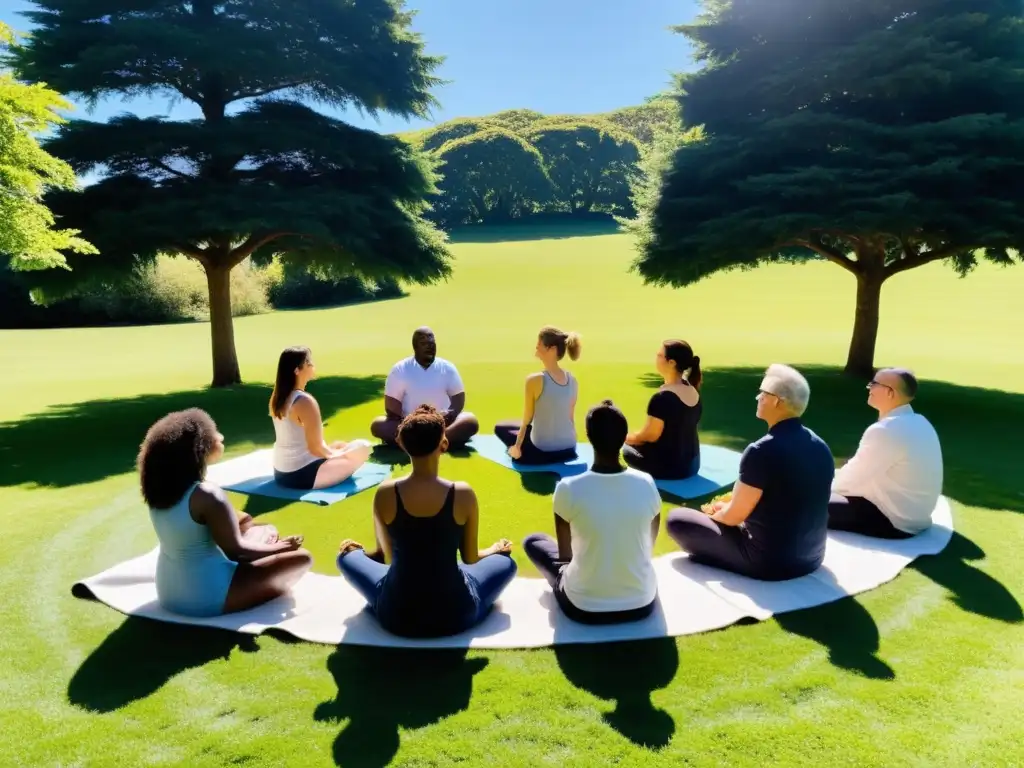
[495,326,582,465]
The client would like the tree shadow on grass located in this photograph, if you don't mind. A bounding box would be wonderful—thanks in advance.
[67,617,257,713]
[0,374,384,490]
[640,365,1024,514]
[554,638,678,749]
[313,646,487,768]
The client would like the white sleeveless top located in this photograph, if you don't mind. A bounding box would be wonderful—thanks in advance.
[272,391,319,472]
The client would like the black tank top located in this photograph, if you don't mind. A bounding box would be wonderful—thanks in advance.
[375,482,477,637]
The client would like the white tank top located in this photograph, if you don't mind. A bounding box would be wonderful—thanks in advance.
[272,391,319,472]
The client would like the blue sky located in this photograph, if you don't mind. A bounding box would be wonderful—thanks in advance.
[0,0,698,133]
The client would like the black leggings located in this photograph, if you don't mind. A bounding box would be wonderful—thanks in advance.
[494,422,577,465]
[828,494,914,539]
[622,445,699,480]
[666,507,820,581]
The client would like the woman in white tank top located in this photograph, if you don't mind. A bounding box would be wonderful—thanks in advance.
[270,347,372,490]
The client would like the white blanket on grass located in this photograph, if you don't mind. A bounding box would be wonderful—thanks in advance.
[72,497,954,648]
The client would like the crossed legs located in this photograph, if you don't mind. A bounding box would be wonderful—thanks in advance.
[371,412,479,448]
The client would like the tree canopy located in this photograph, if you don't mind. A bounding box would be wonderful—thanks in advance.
[432,128,553,227]
[407,107,649,226]
[12,0,450,386]
[526,118,640,216]
[633,0,1024,375]
[0,22,94,272]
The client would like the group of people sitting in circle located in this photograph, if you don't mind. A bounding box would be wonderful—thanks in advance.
[138,324,944,638]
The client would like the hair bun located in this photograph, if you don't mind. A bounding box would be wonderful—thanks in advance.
[601,398,614,407]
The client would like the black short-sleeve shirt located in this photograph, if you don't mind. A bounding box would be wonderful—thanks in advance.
[738,418,835,571]
[639,388,702,478]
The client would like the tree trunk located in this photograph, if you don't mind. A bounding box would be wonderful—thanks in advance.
[844,269,885,378]
[205,265,241,387]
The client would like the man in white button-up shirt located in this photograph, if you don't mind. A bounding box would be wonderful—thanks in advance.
[370,327,479,448]
[829,368,943,538]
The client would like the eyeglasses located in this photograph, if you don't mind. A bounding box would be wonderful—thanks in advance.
[757,389,782,401]
[867,380,893,393]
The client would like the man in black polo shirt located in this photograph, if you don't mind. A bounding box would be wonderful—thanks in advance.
[666,364,835,581]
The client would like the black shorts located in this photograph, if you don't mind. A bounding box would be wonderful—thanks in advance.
[274,459,327,490]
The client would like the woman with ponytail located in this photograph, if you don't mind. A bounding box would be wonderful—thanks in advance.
[269,346,371,490]
[495,326,582,465]
[623,340,703,479]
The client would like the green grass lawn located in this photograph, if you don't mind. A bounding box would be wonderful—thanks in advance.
[1,224,1022,767]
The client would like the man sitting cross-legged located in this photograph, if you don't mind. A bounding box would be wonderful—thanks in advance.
[666,364,835,581]
[522,400,663,625]
[829,368,943,539]
[370,326,480,448]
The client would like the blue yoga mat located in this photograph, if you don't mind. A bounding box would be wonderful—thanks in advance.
[206,449,393,506]
[468,434,742,499]
[652,444,742,500]
[467,434,594,477]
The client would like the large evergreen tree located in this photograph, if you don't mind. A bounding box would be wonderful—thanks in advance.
[12,1,450,386]
[0,22,94,272]
[633,0,1024,376]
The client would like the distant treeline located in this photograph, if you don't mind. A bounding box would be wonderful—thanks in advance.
[400,98,680,229]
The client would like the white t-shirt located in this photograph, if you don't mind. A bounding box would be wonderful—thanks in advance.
[384,356,465,416]
[832,404,943,533]
[554,468,662,612]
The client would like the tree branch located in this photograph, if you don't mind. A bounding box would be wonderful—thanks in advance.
[885,244,976,279]
[812,229,863,247]
[230,232,285,267]
[174,242,208,266]
[234,81,310,101]
[228,232,320,267]
[783,238,860,274]
[153,160,190,179]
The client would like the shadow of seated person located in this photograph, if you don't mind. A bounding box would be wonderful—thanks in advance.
[370,327,479,449]
[314,645,487,768]
[555,638,679,749]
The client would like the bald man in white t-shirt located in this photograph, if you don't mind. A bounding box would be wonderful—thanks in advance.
[370,327,480,448]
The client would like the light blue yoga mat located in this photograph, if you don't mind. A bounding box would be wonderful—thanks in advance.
[205,449,392,506]
[652,444,742,500]
[467,434,594,477]
[468,434,742,499]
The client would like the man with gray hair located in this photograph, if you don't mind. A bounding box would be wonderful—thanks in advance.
[665,364,835,581]
[829,368,943,538]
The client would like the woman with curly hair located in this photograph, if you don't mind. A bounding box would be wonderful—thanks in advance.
[336,405,517,638]
[270,346,372,490]
[140,408,312,617]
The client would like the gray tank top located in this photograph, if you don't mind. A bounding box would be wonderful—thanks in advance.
[530,371,578,452]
